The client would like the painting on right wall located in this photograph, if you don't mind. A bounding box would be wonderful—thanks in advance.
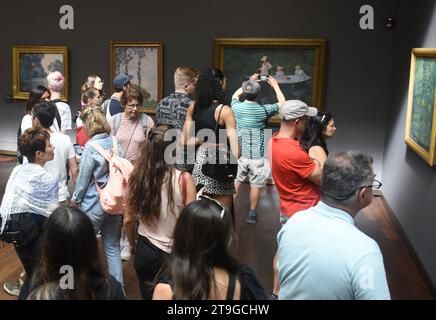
[405,48,436,166]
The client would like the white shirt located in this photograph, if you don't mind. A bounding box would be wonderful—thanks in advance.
[44,131,76,202]
[20,114,32,133]
[52,101,72,132]
[0,164,58,233]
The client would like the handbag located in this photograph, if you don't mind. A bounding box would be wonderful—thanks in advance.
[0,212,44,246]
[201,105,238,182]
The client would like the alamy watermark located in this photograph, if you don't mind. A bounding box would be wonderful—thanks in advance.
[59,5,74,30]
[59,265,74,289]
[359,5,374,30]
[162,125,274,166]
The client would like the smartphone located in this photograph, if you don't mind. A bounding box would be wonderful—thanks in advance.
[259,75,268,81]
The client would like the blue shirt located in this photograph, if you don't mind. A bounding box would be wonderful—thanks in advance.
[72,133,123,212]
[231,98,278,159]
[277,201,391,300]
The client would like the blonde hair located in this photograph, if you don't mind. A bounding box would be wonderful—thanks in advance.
[174,67,199,89]
[47,71,65,92]
[81,106,110,137]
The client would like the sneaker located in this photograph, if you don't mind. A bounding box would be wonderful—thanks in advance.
[120,244,131,261]
[3,281,21,297]
[270,293,278,300]
[246,210,257,224]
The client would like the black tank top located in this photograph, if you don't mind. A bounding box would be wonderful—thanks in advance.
[193,102,226,137]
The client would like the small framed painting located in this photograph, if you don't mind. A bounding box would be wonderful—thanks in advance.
[110,41,163,113]
[12,46,69,100]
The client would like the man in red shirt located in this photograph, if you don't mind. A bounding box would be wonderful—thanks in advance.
[269,99,322,298]
[270,100,322,221]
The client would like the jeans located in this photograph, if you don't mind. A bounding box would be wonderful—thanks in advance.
[85,200,123,285]
[134,235,168,300]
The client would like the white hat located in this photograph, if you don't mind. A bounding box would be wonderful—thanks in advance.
[260,56,268,62]
[279,100,318,120]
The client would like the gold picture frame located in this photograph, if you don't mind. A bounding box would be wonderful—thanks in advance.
[110,41,163,113]
[12,46,69,100]
[405,48,436,166]
[213,38,327,124]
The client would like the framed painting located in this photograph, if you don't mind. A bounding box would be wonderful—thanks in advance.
[213,38,327,124]
[12,46,69,100]
[110,41,163,113]
[405,48,436,166]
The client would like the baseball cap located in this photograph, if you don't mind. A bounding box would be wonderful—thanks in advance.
[113,74,133,90]
[279,100,318,120]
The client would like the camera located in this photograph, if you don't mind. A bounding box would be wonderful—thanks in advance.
[259,75,268,81]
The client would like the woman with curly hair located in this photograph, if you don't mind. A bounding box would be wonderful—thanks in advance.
[299,112,336,168]
[124,124,196,299]
[182,68,240,212]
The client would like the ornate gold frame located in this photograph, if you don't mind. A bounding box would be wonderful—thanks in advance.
[110,41,163,113]
[12,46,69,101]
[213,38,327,124]
[405,48,436,166]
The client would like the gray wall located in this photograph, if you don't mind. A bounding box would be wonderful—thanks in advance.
[0,0,394,177]
[383,0,436,287]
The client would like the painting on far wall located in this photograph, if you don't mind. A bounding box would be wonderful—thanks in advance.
[213,38,327,124]
[110,42,163,113]
[12,46,69,100]
[405,48,436,166]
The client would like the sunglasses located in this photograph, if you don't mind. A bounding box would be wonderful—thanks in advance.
[199,195,226,219]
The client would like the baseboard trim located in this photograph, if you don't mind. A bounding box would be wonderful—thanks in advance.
[0,150,16,157]
[380,196,436,299]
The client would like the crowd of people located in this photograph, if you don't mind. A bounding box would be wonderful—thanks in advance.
[0,66,391,300]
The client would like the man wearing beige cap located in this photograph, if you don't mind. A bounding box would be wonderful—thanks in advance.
[268,99,322,298]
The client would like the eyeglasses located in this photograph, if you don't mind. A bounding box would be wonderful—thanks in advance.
[199,195,226,219]
[126,104,140,109]
[322,179,382,200]
[361,179,382,190]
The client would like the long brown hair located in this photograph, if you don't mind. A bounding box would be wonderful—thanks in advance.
[169,199,239,299]
[127,124,177,225]
[30,206,106,300]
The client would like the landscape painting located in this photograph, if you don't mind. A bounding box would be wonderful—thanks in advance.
[110,42,163,113]
[13,46,68,100]
[405,48,436,166]
[214,38,326,123]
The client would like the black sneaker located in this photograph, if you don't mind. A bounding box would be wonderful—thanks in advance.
[246,210,257,224]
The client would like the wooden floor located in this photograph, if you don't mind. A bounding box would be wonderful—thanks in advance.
[0,155,434,300]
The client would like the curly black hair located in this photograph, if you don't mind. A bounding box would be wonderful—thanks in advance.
[299,112,333,155]
[193,68,228,113]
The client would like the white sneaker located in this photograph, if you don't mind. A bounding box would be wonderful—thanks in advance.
[120,245,131,261]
